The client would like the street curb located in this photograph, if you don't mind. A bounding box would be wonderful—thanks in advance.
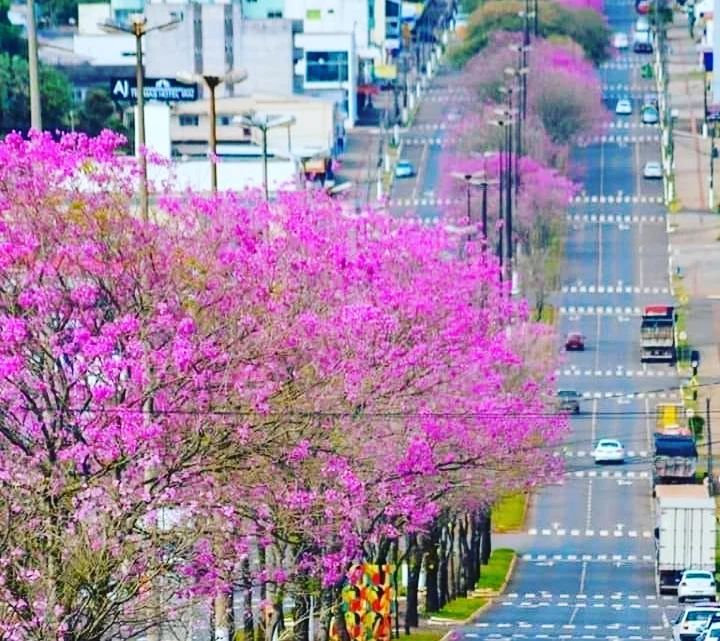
[436,553,518,641]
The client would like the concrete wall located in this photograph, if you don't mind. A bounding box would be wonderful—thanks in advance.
[73,33,137,66]
[285,0,370,51]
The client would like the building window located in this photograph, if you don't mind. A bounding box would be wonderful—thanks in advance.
[267,10,282,17]
[242,127,252,136]
[179,115,199,126]
[216,115,232,126]
[306,51,349,83]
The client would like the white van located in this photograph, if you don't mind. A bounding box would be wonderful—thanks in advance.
[633,30,653,52]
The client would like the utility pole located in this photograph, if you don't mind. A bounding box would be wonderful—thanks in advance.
[26,0,42,129]
[707,398,714,495]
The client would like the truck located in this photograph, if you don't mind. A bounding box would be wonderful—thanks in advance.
[655,402,691,436]
[656,484,717,593]
[641,305,676,363]
[653,434,698,485]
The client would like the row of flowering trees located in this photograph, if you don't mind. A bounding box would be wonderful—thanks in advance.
[441,0,610,319]
[0,130,566,641]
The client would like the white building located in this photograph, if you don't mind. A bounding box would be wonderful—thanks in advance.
[143,3,299,97]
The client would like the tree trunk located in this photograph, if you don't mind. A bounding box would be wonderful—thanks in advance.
[469,512,482,587]
[242,557,254,641]
[320,589,334,641]
[480,509,492,565]
[438,527,450,607]
[294,594,311,641]
[404,534,422,633]
[458,516,470,598]
[423,528,441,613]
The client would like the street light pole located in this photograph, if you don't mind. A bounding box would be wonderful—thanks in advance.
[133,22,148,220]
[100,14,182,221]
[233,112,296,200]
[26,0,41,129]
[177,70,248,193]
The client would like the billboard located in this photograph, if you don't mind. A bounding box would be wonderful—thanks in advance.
[110,77,198,103]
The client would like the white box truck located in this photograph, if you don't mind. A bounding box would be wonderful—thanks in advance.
[656,485,717,593]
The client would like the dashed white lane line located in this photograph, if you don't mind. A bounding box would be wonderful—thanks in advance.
[577,133,662,146]
[558,305,643,316]
[520,553,654,562]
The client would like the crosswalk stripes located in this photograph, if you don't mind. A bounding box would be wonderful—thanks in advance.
[519,553,654,562]
[578,390,676,400]
[606,121,658,129]
[566,213,664,224]
[564,469,650,479]
[389,196,462,207]
[601,61,646,69]
[463,635,666,641]
[526,527,653,539]
[568,195,665,204]
[602,83,655,91]
[561,285,670,294]
[576,134,661,145]
[556,368,672,377]
[563,449,649,458]
[402,136,448,146]
[558,305,642,316]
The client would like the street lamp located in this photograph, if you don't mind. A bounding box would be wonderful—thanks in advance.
[177,70,248,193]
[450,171,498,244]
[491,116,515,282]
[232,112,296,200]
[100,13,182,221]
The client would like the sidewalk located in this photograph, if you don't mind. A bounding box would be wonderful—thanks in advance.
[665,9,720,472]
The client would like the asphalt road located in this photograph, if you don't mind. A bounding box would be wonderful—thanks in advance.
[389,1,685,640]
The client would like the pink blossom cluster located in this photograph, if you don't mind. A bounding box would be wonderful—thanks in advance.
[0,132,566,639]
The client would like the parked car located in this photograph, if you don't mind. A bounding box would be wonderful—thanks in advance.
[613,32,630,49]
[642,106,660,124]
[395,160,415,178]
[679,570,717,603]
[615,98,633,115]
[643,161,663,179]
[672,605,720,641]
[557,390,581,414]
[593,438,626,464]
[565,332,586,351]
[633,30,654,53]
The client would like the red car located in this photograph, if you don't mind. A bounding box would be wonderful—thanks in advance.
[565,332,585,351]
[636,0,651,13]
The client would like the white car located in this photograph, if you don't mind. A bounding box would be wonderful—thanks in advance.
[593,439,626,463]
[642,106,660,124]
[615,99,633,115]
[643,161,663,179]
[672,605,720,641]
[636,16,651,32]
[679,570,717,603]
[395,160,415,178]
[613,32,630,49]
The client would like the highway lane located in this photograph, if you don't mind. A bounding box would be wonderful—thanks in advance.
[452,4,678,640]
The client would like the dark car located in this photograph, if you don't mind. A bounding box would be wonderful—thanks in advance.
[557,390,582,414]
[565,332,586,351]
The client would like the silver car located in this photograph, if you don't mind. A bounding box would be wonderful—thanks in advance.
[557,390,581,414]
[673,605,720,641]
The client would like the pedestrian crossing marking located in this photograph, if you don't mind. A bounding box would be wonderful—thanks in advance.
[607,120,658,129]
[555,368,673,377]
[519,553,654,562]
[564,470,650,479]
[576,134,661,146]
[568,195,665,204]
[561,284,669,295]
[566,214,664,224]
[558,305,642,316]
